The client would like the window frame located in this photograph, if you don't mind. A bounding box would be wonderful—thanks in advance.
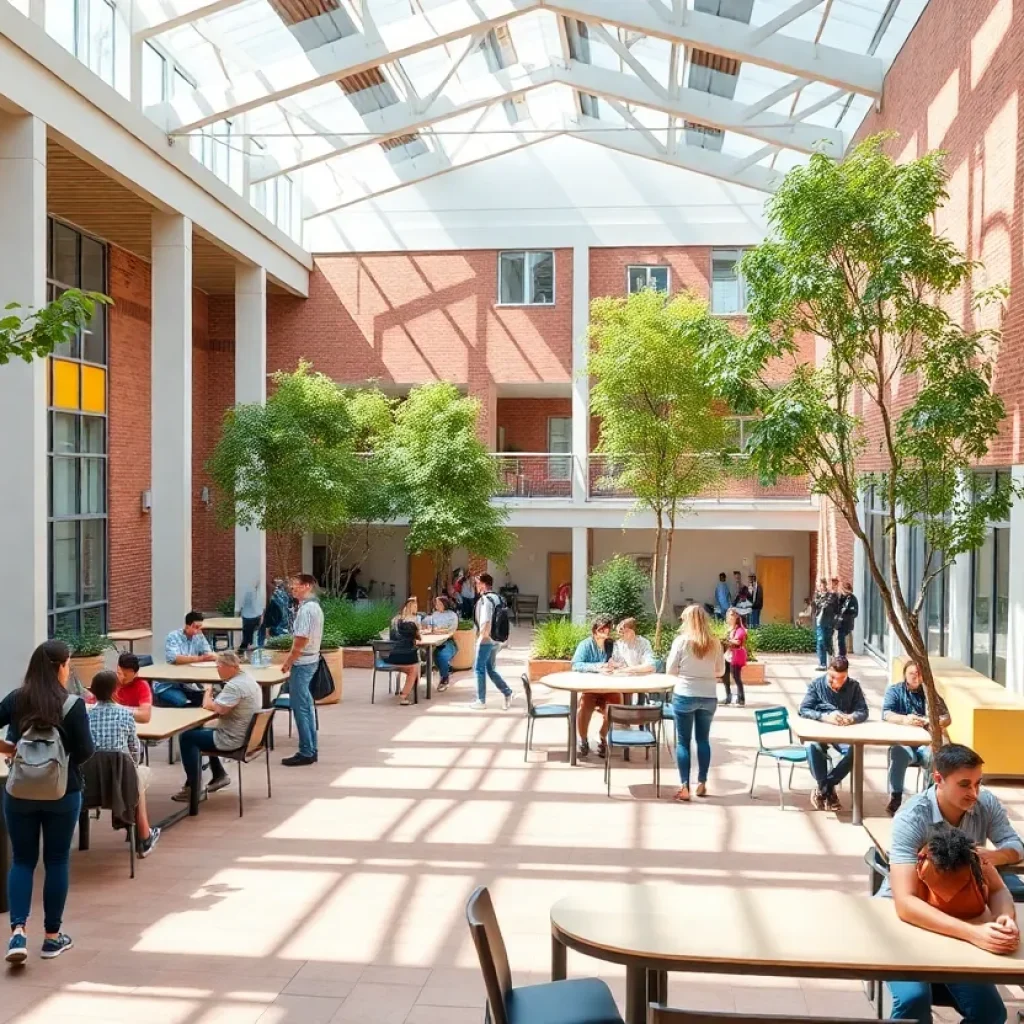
[627,265,671,295]
[863,483,890,657]
[497,250,556,307]
[969,469,1011,685]
[547,416,573,482]
[710,248,749,315]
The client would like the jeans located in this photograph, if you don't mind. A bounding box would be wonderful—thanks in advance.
[239,616,260,652]
[475,641,511,702]
[837,627,850,656]
[4,788,82,933]
[289,660,319,758]
[723,663,745,702]
[435,639,456,681]
[805,742,853,793]
[672,694,718,786]
[889,744,931,796]
[178,727,226,792]
[815,623,834,666]
[749,609,761,628]
[886,981,1005,1024]
[461,597,475,620]
[154,683,203,708]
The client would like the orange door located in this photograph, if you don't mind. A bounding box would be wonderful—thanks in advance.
[548,552,572,607]
[408,552,435,610]
[754,556,794,624]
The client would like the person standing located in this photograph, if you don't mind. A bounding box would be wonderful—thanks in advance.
[279,573,323,766]
[747,573,764,628]
[1,640,95,964]
[236,579,263,655]
[813,578,838,671]
[259,579,290,648]
[469,573,513,711]
[836,580,859,656]
[713,572,731,619]
[666,605,725,803]
[721,608,747,707]
[460,573,476,621]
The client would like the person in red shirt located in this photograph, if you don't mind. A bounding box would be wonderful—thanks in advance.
[113,653,152,724]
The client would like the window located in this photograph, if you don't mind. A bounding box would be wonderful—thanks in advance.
[498,251,554,306]
[711,249,748,314]
[46,219,108,637]
[863,484,890,655]
[548,417,572,481]
[250,171,297,238]
[971,470,1011,685]
[907,522,950,656]
[47,0,116,86]
[189,118,234,186]
[724,416,757,453]
[141,41,167,107]
[478,25,517,72]
[627,266,670,294]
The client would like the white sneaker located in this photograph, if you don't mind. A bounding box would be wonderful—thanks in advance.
[469,699,486,709]
[502,693,514,711]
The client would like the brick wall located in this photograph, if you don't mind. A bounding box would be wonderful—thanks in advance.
[590,246,712,298]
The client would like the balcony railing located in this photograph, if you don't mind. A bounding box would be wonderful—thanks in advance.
[492,454,574,499]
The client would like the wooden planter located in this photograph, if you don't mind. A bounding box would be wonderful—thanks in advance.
[317,648,343,704]
[527,658,572,682]
[268,648,290,666]
[71,654,106,689]
[741,662,766,686]
[343,647,374,670]
[450,628,475,671]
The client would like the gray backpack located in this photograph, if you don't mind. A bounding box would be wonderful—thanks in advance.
[5,695,78,801]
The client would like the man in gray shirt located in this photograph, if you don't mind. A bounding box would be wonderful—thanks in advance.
[280,573,323,766]
[880,743,1021,1021]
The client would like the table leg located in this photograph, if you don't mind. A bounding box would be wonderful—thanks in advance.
[852,743,864,826]
[625,965,647,1024]
[425,647,432,701]
[647,969,668,1005]
[551,933,567,981]
[569,692,578,766]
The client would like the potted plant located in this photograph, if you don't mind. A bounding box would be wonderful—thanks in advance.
[57,627,114,689]
[450,618,476,671]
[264,634,293,666]
[528,619,588,682]
[318,629,344,705]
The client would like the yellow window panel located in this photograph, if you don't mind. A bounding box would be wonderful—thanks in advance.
[81,365,106,414]
[52,359,80,410]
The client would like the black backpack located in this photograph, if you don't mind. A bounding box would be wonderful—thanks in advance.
[486,593,511,644]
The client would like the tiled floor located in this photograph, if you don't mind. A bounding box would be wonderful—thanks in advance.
[3,630,1023,1022]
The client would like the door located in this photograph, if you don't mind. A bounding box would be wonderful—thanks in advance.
[548,417,572,481]
[548,552,572,607]
[408,552,435,611]
[754,556,793,624]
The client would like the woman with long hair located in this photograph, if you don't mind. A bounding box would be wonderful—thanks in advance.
[387,597,422,705]
[666,604,725,803]
[722,608,748,707]
[425,596,459,692]
[0,639,95,964]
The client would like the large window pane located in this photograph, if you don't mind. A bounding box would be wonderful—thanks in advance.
[80,236,107,364]
[142,42,166,107]
[82,416,104,453]
[88,0,115,84]
[649,266,669,292]
[499,252,525,304]
[52,457,78,516]
[971,530,994,679]
[993,528,1009,685]
[47,0,77,54]
[52,522,79,609]
[81,458,105,514]
[52,222,79,287]
[628,267,648,294]
[712,250,744,313]
[52,413,77,455]
[81,519,105,604]
[528,251,554,304]
[548,417,572,481]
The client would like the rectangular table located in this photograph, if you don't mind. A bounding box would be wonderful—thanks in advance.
[201,617,243,648]
[551,883,1024,1024]
[140,662,291,709]
[790,718,930,824]
[106,628,152,653]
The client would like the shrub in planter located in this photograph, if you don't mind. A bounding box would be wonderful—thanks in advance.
[529,619,589,681]
[451,619,476,671]
[323,598,396,647]
[748,623,816,654]
[265,633,293,665]
[588,556,649,622]
[215,595,235,616]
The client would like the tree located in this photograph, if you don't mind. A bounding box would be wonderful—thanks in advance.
[1,289,110,365]
[703,134,1016,749]
[589,289,735,646]
[385,382,514,589]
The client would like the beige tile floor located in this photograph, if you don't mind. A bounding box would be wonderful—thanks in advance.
[3,630,1023,1022]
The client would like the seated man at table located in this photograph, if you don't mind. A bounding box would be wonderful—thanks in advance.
[881,743,1021,1022]
[607,618,656,675]
[571,615,621,759]
[84,653,153,725]
[883,660,951,815]
[798,654,868,812]
[159,611,217,708]
[172,651,262,804]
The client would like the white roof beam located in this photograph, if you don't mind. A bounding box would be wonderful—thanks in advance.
[588,23,668,101]
[749,0,827,46]
[133,0,247,40]
[742,77,809,120]
[792,86,851,122]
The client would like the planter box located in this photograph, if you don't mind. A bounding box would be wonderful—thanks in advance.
[451,629,475,671]
[268,649,290,666]
[343,647,374,670]
[317,649,343,704]
[527,658,572,682]
[741,662,766,686]
[71,654,106,689]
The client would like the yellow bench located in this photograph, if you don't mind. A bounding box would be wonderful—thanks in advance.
[892,656,1024,777]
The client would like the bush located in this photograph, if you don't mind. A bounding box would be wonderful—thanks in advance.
[265,634,293,651]
[322,597,397,646]
[55,626,113,658]
[588,556,649,622]
[749,623,816,654]
[531,619,589,660]
[458,618,475,631]
[215,595,235,616]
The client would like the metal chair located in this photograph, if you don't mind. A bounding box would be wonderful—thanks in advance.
[370,641,399,704]
[199,708,275,817]
[515,594,540,626]
[466,886,624,1024]
[78,751,139,879]
[604,704,663,797]
[521,674,570,760]
[272,682,319,737]
[649,1010,899,1023]
[748,706,812,809]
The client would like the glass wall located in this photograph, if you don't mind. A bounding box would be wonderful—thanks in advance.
[971,470,1010,685]
[47,219,108,637]
[864,484,890,655]
[907,522,950,656]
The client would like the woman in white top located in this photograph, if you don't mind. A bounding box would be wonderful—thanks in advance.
[665,604,726,803]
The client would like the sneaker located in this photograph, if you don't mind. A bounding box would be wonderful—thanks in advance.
[596,740,607,758]
[281,753,316,767]
[886,793,903,817]
[40,934,73,960]
[810,789,826,811]
[437,680,449,692]
[469,700,486,710]
[719,696,733,706]
[138,827,161,859]
[6,932,27,965]
[502,692,514,711]
[735,698,746,707]
[826,790,843,812]
[171,784,206,804]
[815,665,827,672]
[577,740,590,759]
[208,775,231,793]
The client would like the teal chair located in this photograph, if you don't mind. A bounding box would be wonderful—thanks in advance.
[748,706,809,809]
[521,675,571,761]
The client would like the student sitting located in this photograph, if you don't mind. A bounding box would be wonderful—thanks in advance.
[87,671,160,859]
[159,611,215,707]
[571,615,621,759]
[386,598,422,706]
[112,653,152,724]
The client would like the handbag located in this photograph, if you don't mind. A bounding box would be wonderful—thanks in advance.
[309,656,336,702]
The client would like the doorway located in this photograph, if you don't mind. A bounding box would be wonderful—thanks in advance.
[548,552,572,607]
[408,552,435,611]
[754,555,794,624]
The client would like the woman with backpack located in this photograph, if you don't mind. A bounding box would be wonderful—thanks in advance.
[0,639,94,964]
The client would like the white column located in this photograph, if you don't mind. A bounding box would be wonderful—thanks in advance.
[0,114,47,685]
[571,525,588,624]
[234,263,267,607]
[301,534,314,575]
[571,244,590,504]
[151,212,193,645]
[1004,465,1024,694]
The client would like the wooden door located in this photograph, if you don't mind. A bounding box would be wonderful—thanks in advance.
[408,552,435,610]
[754,556,794,624]
[548,552,572,606]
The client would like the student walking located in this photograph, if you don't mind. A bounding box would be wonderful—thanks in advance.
[470,573,513,710]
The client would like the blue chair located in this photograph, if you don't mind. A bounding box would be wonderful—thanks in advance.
[605,704,662,798]
[521,675,570,761]
[370,640,399,704]
[749,706,810,809]
[272,682,319,738]
[466,886,624,1024]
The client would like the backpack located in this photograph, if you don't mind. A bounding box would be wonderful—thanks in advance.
[6,694,78,801]
[485,592,511,644]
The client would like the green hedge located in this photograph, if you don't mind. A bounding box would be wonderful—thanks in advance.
[531,619,590,660]
[749,623,816,654]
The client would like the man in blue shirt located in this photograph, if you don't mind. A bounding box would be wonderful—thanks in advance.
[880,743,1020,1022]
[713,572,731,619]
[798,655,868,812]
[159,611,216,707]
[571,615,620,759]
[882,660,951,815]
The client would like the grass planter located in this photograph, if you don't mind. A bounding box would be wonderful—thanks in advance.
[318,648,343,704]
[527,658,572,682]
[740,661,766,685]
[71,654,106,689]
[343,647,374,670]
[451,628,476,671]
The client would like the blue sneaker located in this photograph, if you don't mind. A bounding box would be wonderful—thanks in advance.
[40,934,73,960]
[5,932,28,965]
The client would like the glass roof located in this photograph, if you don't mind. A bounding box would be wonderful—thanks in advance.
[130,0,932,240]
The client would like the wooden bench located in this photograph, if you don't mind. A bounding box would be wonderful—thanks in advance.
[893,655,1024,777]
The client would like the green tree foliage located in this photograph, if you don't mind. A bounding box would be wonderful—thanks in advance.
[703,135,1016,748]
[1,290,110,365]
[589,288,735,646]
[385,382,513,584]
[588,556,650,623]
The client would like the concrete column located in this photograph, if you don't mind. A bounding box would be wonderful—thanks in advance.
[0,114,47,684]
[301,533,314,576]
[1004,465,1024,694]
[234,263,267,607]
[571,525,588,623]
[571,244,590,504]
[151,212,193,645]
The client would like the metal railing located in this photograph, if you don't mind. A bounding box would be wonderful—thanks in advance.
[491,453,574,499]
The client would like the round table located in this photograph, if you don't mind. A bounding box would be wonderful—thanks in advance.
[538,672,675,766]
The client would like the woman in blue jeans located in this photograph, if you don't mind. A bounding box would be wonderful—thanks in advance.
[665,605,725,802]
[0,640,95,965]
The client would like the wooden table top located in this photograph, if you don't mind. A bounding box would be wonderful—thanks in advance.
[540,671,675,695]
[791,718,930,747]
[551,884,1024,978]
[201,617,243,631]
[139,663,289,685]
[418,632,454,647]
[106,629,152,642]
[137,707,216,741]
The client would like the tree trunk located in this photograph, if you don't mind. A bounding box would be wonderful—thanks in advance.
[652,510,665,650]
[657,522,676,652]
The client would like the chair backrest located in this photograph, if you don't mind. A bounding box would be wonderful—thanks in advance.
[649,1009,900,1024]
[465,886,512,1024]
[517,595,539,612]
[244,708,276,755]
[607,704,662,730]
[520,674,536,713]
[753,706,792,748]
[371,640,395,658]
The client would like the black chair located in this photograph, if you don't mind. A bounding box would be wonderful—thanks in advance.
[79,751,140,879]
[371,641,400,704]
[521,674,570,761]
[604,705,662,797]
[199,708,275,817]
[466,886,624,1024]
[649,1010,898,1023]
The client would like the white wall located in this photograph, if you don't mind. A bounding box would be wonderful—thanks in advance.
[498,527,573,601]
